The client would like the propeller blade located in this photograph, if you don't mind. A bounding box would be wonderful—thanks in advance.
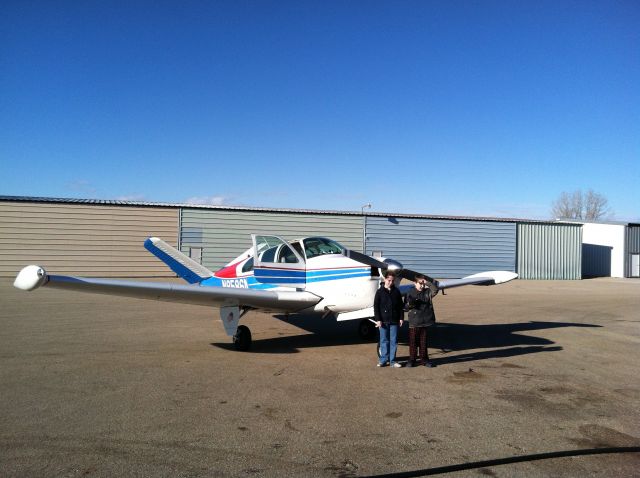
[341,248,389,270]
[398,268,436,284]
[341,249,438,292]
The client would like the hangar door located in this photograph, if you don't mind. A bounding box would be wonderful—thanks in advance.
[0,201,179,277]
[517,223,582,280]
[364,216,516,279]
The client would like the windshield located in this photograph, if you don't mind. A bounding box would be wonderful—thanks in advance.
[303,237,344,259]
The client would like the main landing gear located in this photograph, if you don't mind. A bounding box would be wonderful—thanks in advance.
[233,325,252,351]
[356,318,384,357]
[358,318,377,340]
[358,318,381,357]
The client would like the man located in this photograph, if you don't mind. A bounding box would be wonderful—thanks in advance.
[404,274,437,367]
[374,271,404,368]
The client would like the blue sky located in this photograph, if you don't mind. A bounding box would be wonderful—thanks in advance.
[1,1,638,220]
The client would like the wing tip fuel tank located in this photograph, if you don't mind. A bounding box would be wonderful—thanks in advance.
[14,265,48,291]
[463,270,519,284]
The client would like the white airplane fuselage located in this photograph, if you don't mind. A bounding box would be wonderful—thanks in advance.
[203,252,381,315]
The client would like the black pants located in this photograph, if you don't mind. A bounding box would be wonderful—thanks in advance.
[409,327,429,363]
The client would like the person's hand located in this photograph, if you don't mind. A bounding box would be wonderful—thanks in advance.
[399,320,404,327]
[376,321,382,328]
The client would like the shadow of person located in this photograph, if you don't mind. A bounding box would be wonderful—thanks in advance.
[211,316,600,363]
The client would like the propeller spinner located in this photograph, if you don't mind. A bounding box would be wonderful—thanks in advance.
[341,248,437,287]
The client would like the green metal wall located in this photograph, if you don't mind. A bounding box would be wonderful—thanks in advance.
[180,208,363,271]
[625,225,640,277]
[517,223,582,279]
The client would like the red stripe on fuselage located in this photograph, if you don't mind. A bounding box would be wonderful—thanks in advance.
[215,261,242,278]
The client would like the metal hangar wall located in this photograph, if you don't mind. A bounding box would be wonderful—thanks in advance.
[516,223,582,280]
[364,215,516,279]
[0,196,586,280]
[0,198,178,278]
[625,224,640,278]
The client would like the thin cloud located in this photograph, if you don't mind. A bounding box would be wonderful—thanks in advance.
[185,195,228,206]
[115,194,146,201]
[65,179,96,195]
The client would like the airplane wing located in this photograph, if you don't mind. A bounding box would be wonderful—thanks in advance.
[341,248,517,291]
[435,271,518,289]
[13,265,321,313]
[398,270,518,295]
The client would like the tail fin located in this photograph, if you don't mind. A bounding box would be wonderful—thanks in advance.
[144,237,214,284]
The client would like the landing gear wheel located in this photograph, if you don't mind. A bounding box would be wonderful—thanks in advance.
[358,318,376,340]
[233,325,252,351]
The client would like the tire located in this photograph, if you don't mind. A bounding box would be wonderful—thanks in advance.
[358,318,376,340]
[233,325,252,351]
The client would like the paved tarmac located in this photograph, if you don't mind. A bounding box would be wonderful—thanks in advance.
[1,277,639,477]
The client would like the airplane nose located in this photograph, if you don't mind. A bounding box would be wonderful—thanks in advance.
[382,259,403,273]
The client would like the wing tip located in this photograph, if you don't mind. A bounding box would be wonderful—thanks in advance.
[14,265,48,291]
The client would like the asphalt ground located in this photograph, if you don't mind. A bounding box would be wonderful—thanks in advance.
[1,277,639,477]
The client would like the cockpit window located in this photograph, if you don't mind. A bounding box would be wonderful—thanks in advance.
[291,241,304,259]
[255,235,302,264]
[260,246,277,263]
[303,237,344,259]
[276,245,299,263]
[241,257,254,273]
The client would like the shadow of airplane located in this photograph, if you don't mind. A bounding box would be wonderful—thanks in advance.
[212,315,601,364]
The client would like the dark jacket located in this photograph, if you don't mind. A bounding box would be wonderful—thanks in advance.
[374,284,404,325]
[404,287,436,327]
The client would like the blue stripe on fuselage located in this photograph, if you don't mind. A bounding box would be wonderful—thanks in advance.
[306,271,370,283]
[200,267,372,289]
[201,276,277,290]
[254,268,306,277]
[306,268,369,277]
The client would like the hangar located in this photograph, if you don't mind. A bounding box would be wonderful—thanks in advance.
[1,196,582,280]
[573,220,640,278]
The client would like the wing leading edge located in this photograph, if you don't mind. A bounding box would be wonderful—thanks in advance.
[398,270,518,295]
[436,270,518,289]
[14,265,321,313]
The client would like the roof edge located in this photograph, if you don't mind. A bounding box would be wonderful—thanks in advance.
[0,195,576,225]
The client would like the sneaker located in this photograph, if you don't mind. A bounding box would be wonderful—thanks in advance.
[425,361,435,368]
[377,362,388,367]
[391,362,402,368]
[406,361,415,368]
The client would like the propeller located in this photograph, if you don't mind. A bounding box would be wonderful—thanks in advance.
[341,248,438,289]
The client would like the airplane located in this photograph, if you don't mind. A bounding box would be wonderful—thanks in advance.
[13,234,518,351]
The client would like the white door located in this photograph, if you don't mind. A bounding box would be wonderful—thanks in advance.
[632,254,640,277]
[252,235,306,288]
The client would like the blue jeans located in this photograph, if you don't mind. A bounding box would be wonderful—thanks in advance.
[379,323,399,365]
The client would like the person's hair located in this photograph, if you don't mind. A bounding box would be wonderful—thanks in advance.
[384,271,396,279]
[415,274,426,282]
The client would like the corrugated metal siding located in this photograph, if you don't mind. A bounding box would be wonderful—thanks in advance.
[625,225,640,277]
[364,217,516,278]
[517,223,582,280]
[179,209,363,271]
[582,244,612,277]
[0,202,179,277]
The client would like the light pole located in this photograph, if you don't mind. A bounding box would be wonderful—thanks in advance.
[361,203,371,253]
